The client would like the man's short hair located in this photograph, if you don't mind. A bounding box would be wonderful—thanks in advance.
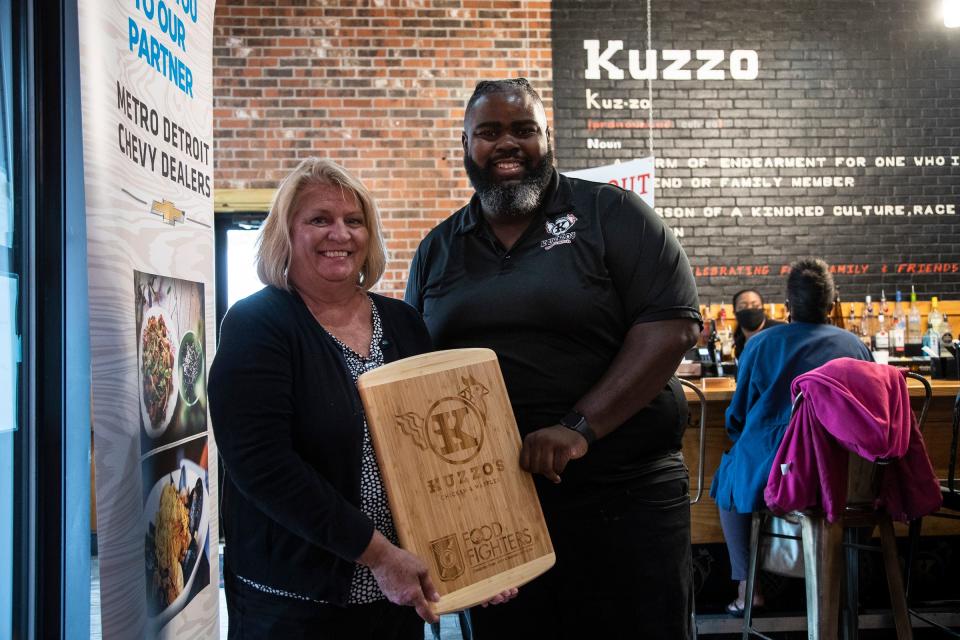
[465,78,544,118]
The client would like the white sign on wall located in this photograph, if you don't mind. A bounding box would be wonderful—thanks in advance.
[564,156,656,208]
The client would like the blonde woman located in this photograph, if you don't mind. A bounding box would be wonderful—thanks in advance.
[211,158,445,638]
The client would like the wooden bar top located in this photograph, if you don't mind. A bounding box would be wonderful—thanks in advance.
[682,375,959,402]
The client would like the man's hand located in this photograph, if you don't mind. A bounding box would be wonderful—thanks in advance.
[359,530,440,623]
[519,425,589,483]
[480,587,519,607]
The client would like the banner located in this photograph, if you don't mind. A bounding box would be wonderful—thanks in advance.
[563,157,656,209]
[78,0,219,637]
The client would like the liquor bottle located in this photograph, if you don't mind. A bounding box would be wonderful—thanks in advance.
[922,323,941,358]
[941,313,954,352]
[848,303,859,338]
[717,307,733,359]
[859,295,875,346]
[879,289,890,330]
[890,290,906,355]
[874,310,889,351]
[907,286,923,346]
[893,290,907,331]
[924,296,943,358]
[928,296,944,337]
[830,293,846,329]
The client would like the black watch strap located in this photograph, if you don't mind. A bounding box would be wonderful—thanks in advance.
[560,410,597,445]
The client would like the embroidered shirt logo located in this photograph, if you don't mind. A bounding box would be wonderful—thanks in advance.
[541,213,578,251]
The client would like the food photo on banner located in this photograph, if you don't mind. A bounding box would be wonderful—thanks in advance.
[141,436,212,631]
[135,270,208,456]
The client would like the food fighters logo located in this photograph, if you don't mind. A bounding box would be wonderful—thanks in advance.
[541,213,578,251]
[395,376,489,465]
[429,534,465,581]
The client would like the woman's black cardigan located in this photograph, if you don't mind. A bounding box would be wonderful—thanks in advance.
[208,286,432,605]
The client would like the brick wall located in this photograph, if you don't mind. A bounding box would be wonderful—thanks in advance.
[213,1,553,297]
[553,0,960,303]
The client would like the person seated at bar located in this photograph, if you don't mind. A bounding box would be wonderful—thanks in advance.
[710,258,872,616]
[731,288,784,359]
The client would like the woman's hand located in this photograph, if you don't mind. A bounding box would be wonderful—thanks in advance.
[359,531,440,623]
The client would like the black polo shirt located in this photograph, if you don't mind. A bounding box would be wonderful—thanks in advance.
[405,170,701,506]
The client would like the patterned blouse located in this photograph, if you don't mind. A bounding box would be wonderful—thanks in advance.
[237,296,398,604]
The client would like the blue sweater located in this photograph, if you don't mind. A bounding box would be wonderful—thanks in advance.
[710,322,871,513]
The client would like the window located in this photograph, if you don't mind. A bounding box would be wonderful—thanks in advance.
[215,212,266,336]
[0,0,16,635]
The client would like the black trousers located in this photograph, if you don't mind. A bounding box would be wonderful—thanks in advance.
[224,569,424,640]
[470,477,693,640]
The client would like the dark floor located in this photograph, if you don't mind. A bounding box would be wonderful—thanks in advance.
[90,538,959,639]
[89,549,468,640]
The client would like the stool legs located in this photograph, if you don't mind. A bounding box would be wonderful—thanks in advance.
[878,517,913,640]
[800,513,843,640]
[743,512,914,640]
[841,527,861,640]
[741,512,765,640]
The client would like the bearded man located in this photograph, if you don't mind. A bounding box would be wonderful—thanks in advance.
[405,78,701,638]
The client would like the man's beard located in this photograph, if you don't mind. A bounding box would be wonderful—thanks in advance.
[464,147,555,218]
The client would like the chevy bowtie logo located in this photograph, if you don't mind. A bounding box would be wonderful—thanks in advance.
[151,199,185,225]
[395,376,489,465]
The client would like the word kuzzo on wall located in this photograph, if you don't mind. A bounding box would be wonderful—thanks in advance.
[551,0,960,300]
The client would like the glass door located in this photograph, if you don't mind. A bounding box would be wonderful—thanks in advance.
[215,212,266,336]
[0,0,17,635]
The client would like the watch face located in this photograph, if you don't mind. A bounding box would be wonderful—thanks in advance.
[561,411,584,429]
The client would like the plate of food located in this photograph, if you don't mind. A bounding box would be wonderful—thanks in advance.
[144,459,209,627]
[177,330,205,407]
[139,306,179,438]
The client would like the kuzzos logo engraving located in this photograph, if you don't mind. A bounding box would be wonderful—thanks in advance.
[395,376,489,465]
[430,534,465,581]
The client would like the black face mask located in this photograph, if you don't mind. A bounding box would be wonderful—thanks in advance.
[735,308,766,332]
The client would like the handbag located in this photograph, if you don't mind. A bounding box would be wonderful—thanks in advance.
[759,515,805,578]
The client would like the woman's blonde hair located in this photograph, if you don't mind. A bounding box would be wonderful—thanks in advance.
[256,158,387,291]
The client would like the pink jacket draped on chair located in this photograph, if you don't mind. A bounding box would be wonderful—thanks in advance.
[764,357,942,522]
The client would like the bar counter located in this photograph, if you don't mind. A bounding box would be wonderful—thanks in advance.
[681,376,960,544]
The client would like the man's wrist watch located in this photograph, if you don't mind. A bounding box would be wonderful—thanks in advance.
[559,410,597,446]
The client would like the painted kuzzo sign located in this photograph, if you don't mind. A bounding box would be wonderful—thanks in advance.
[584,42,759,81]
[552,0,960,299]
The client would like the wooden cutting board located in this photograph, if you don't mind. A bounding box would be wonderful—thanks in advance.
[358,348,555,614]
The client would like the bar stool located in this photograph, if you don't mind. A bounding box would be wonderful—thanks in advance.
[741,370,933,640]
[679,378,708,507]
[679,378,708,640]
[905,372,960,636]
